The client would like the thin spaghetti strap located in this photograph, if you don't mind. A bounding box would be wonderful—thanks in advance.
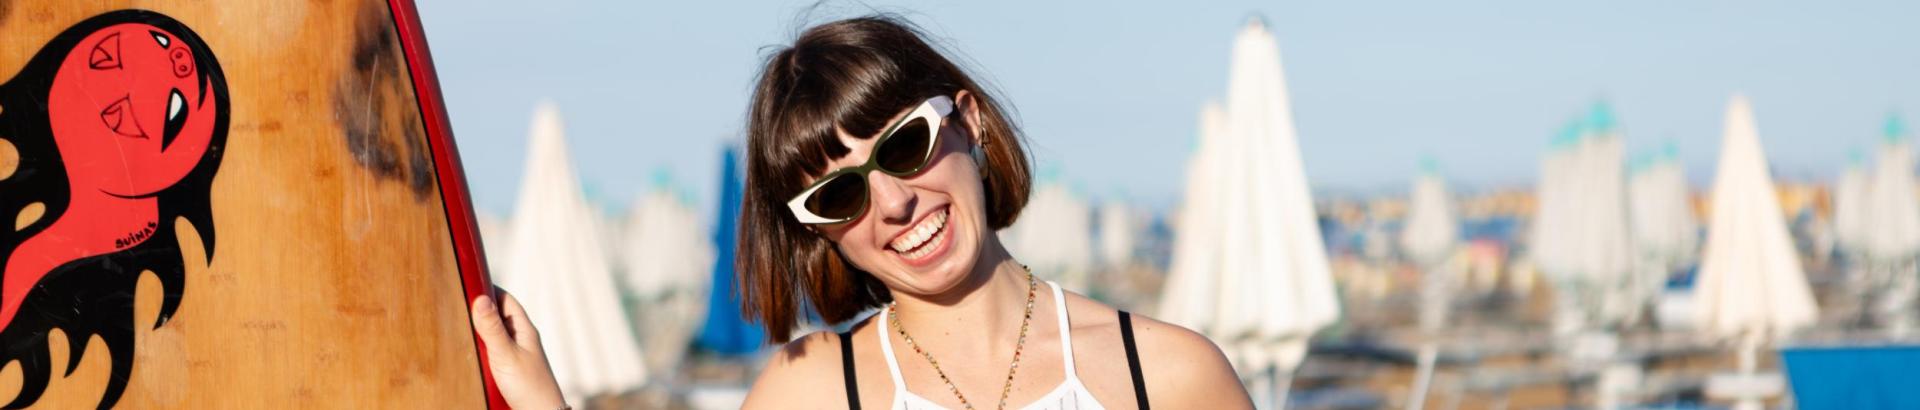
[1119,311,1150,409]
[839,330,862,410]
[1049,281,1078,378]
[875,309,909,392]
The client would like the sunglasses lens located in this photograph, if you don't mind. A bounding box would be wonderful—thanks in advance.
[876,116,934,174]
[804,173,868,221]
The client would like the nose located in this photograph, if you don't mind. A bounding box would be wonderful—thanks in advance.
[867,171,916,224]
[169,46,194,78]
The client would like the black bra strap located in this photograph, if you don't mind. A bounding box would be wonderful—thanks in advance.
[1119,311,1149,409]
[839,330,861,410]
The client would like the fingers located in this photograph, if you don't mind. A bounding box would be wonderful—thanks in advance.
[470,294,513,357]
[495,288,543,350]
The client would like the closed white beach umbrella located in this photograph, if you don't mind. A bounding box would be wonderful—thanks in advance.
[1576,107,1634,288]
[1859,116,1920,333]
[1627,145,1697,327]
[1163,19,1340,408]
[1694,95,1818,410]
[1695,94,1818,341]
[1831,155,1869,256]
[1628,145,1689,327]
[476,211,512,275]
[1161,102,1229,336]
[1401,161,1459,267]
[1629,144,1698,264]
[501,102,649,399]
[620,184,714,379]
[1532,122,1581,280]
[1401,160,1458,333]
[1097,202,1143,271]
[1865,117,1920,263]
[1212,17,1339,353]
[1002,182,1095,291]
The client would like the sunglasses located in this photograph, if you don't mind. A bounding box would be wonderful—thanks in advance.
[788,95,956,225]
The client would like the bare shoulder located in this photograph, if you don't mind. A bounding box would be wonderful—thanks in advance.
[1057,292,1252,408]
[1129,313,1253,407]
[742,329,847,409]
[1058,290,1122,330]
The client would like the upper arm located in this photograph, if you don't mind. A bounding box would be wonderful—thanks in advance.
[1130,316,1253,409]
[742,331,846,409]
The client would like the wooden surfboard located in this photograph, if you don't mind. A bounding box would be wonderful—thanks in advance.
[0,0,502,407]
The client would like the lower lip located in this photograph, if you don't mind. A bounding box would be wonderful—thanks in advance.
[896,211,956,268]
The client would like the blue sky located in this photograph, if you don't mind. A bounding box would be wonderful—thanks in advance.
[416,0,1920,215]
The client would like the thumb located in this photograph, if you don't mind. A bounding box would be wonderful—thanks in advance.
[496,290,543,351]
[471,295,516,359]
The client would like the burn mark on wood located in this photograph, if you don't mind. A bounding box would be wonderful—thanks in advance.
[333,2,432,198]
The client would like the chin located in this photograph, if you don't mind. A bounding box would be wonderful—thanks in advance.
[890,213,982,295]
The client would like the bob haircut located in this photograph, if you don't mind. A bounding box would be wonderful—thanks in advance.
[738,15,1032,343]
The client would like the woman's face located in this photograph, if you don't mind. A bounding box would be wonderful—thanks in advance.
[811,91,991,297]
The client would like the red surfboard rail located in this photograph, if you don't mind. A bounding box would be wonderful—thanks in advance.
[384,1,509,408]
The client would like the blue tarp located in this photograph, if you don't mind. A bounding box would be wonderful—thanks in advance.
[696,144,765,355]
[1781,344,1920,410]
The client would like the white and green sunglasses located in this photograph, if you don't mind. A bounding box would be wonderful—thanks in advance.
[787,95,955,225]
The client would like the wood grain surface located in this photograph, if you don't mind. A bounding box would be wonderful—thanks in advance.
[0,0,486,407]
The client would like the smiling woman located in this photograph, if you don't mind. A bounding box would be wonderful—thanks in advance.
[728,15,1251,410]
[473,13,1252,410]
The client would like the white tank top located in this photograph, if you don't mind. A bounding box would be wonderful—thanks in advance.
[876,281,1106,410]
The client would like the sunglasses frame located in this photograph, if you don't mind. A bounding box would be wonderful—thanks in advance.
[787,95,956,225]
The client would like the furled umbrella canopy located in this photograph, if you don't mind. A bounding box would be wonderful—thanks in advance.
[1693,95,1818,342]
[1097,202,1143,271]
[697,145,766,355]
[1864,116,1920,263]
[1628,142,1698,264]
[1164,19,1340,380]
[1831,152,1869,256]
[1626,143,1697,327]
[1531,120,1583,280]
[500,102,649,398]
[620,176,714,379]
[1401,159,1459,332]
[1001,180,1096,291]
[476,211,511,275]
[1575,103,1635,289]
[1160,102,1229,336]
[1401,159,1459,267]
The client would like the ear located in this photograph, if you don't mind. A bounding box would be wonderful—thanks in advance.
[953,90,985,146]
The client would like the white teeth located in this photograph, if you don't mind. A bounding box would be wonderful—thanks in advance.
[890,209,948,256]
[167,91,184,121]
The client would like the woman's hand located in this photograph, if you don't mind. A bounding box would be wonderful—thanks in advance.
[471,287,568,410]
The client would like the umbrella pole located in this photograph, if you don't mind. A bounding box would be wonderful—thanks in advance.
[1732,331,1762,410]
[1406,343,1437,410]
[1246,367,1270,409]
[1269,363,1295,410]
[1896,258,1918,337]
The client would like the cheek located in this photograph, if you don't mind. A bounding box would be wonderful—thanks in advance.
[821,223,875,254]
[922,153,984,197]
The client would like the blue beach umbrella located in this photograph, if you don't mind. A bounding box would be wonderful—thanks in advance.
[697,144,766,355]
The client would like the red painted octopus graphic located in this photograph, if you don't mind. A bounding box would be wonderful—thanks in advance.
[0,10,227,409]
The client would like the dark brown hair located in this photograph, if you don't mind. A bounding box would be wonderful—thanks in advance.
[739,15,1031,342]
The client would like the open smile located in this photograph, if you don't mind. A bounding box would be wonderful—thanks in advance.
[888,206,955,266]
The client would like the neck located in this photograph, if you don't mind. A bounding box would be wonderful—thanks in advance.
[888,238,1031,353]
